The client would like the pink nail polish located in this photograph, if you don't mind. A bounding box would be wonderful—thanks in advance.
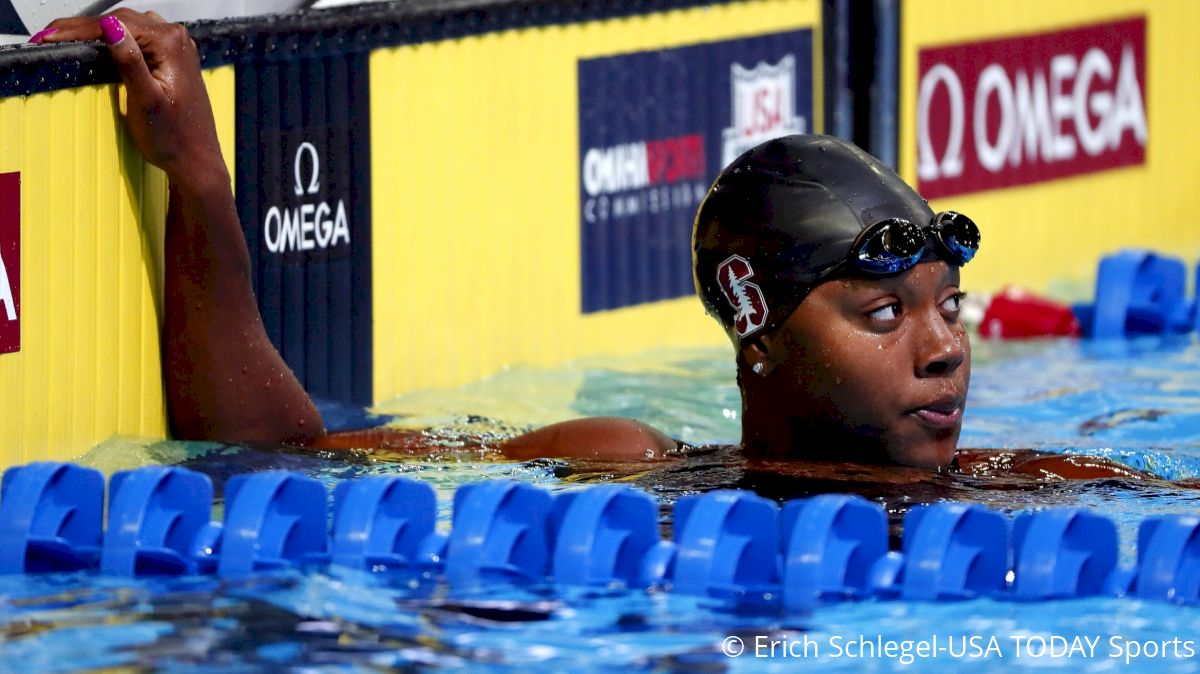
[99,16,124,45]
[27,28,57,44]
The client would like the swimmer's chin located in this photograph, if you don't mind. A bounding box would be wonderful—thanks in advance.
[887,435,960,470]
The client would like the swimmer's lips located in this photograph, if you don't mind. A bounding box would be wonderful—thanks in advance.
[906,396,964,430]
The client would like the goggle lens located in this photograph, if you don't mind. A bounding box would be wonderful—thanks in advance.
[854,219,926,274]
[848,212,980,275]
[933,211,980,264]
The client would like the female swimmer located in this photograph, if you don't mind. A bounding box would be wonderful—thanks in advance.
[31,12,1154,482]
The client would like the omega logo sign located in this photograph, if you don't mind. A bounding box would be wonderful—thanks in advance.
[263,140,351,255]
[915,17,1147,198]
[0,244,13,322]
[0,172,19,354]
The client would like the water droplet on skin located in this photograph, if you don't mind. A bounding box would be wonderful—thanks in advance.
[824,361,833,368]
[241,366,248,374]
[835,377,843,385]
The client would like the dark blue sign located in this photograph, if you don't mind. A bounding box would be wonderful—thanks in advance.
[0,2,23,35]
[236,53,373,405]
[578,29,813,313]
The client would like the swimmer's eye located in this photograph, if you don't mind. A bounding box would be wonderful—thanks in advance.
[940,291,966,314]
[867,302,902,322]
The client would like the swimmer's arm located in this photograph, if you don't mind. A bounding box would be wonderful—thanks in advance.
[955,449,1156,480]
[162,174,323,444]
[42,12,323,444]
[499,417,678,461]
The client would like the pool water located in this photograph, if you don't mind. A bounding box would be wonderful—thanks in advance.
[4,337,1200,671]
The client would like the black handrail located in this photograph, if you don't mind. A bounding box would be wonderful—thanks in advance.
[0,0,745,98]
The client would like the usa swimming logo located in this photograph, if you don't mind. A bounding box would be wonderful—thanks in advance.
[717,255,769,337]
[722,55,807,166]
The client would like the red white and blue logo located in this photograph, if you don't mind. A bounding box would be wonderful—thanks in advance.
[722,55,807,166]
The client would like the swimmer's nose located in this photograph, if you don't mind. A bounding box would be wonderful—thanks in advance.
[914,307,965,378]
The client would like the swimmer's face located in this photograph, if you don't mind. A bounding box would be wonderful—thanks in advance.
[746,260,970,468]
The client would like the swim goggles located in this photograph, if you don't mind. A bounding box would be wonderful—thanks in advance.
[833,211,980,277]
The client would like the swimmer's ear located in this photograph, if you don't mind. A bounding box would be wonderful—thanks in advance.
[740,335,778,377]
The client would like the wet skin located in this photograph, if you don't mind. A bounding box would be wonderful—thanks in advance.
[39,11,324,444]
[740,260,969,469]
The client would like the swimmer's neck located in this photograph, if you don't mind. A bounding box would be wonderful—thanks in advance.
[740,405,889,464]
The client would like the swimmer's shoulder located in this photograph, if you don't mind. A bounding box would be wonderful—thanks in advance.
[315,416,690,462]
[500,416,679,461]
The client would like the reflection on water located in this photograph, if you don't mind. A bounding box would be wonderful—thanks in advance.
[21,336,1200,670]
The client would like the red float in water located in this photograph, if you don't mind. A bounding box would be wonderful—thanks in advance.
[980,287,1081,339]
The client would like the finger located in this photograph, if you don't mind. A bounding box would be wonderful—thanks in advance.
[35,17,102,43]
[35,8,163,43]
[133,22,200,87]
[110,7,166,28]
[28,28,58,44]
[98,16,167,109]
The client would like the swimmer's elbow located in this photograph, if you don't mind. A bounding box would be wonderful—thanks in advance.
[166,380,326,447]
[501,416,676,461]
[171,409,326,447]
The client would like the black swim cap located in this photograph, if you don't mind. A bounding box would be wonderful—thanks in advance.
[693,134,936,345]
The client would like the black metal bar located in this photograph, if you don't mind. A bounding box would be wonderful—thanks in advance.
[870,0,898,168]
[0,0,752,98]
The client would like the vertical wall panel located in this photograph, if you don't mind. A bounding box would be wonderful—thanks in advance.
[0,66,236,466]
[0,85,166,466]
[235,51,373,405]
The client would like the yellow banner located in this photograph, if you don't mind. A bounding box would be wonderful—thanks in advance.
[0,67,235,465]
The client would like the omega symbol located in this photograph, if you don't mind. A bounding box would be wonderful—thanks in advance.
[294,141,321,196]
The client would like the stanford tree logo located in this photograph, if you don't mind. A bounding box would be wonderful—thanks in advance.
[716,255,769,337]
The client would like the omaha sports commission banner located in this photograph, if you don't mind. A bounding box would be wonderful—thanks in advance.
[900,0,1200,296]
[0,0,820,463]
[578,30,813,314]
